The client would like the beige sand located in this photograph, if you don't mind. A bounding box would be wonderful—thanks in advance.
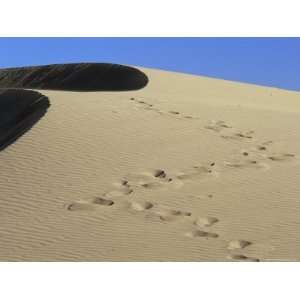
[1,67,300,261]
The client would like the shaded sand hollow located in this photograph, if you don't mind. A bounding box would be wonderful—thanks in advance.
[1,65,300,261]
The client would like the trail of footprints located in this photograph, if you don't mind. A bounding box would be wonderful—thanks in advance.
[65,97,298,261]
[128,97,297,165]
[66,168,260,261]
[129,97,194,118]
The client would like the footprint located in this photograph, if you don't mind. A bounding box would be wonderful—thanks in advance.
[241,151,250,156]
[169,209,191,217]
[124,169,173,190]
[205,120,232,132]
[139,101,154,109]
[267,153,295,162]
[235,131,254,139]
[227,254,260,262]
[156,209,191,222]
[221,131,254,140]
[66,202,94,211]
[184,229,219,238]
[256,145,267,151]
[93,197,114,206]
[176,165,216,181]
[191,194,214,200]
[153,169,167,178]
[103,186,133,199]
[152,169,174,183]
[227,240,252,250]
[223,160,244,168]
[141,181,165,189]
[129,97,161,113]
[115,179,130,187]
[194,216,219,227]
[169,111,180,115]
[130,201,154,211]
[224,159,269,170]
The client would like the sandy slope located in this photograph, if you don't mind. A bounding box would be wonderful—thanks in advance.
[1,67,300,261]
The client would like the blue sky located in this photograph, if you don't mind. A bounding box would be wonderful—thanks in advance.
[0,38,299,91]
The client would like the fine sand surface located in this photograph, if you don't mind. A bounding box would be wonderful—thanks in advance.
[1,66,300,261]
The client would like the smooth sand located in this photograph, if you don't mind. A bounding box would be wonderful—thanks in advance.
[1,67,300,261]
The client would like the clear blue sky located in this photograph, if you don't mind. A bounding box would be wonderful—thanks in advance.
[0,38,299,91]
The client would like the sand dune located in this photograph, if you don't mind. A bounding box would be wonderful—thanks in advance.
[0,65,300,261]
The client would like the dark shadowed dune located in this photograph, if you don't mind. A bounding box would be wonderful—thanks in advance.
[0,63,149,91]
[0,89,50,151]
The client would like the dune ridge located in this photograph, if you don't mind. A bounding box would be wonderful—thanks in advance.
[0,63,148,91]
[0,63,148,151]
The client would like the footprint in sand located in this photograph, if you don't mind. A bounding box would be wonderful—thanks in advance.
[123,169,173,190]
[223,159,269,170]
[238,146,296,168]
[140,182,166,189]
[153,169,167,178]
[138,100,155,110]
[204,120,232,132]
[155,208,192,222]
[190,194,214,200]
[169,111,180,115]
[130,201,154,211]
[176,164,217,181]
[123,165,217,191]
[256,145,268,151]
[103,186,133,199]
[241,150,250,157]
[151,169,184,188]
[93,197,114,206]
[68,192,156,214]
[221,130,254,141]
[194,216,219,227]
[227,240,252,250]
[184,229,219,239]
[66,202,95,211]
[129,97,162,114]
[227,254,260,262]
[241,147,269,160]
[248,141,296,164]
[249,141,272,153]
[66,197,115,211]
[267,153,295,162]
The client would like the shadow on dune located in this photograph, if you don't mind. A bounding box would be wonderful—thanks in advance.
[0,89,50,151]
[0,63,149,92]
[0,63,149,151]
